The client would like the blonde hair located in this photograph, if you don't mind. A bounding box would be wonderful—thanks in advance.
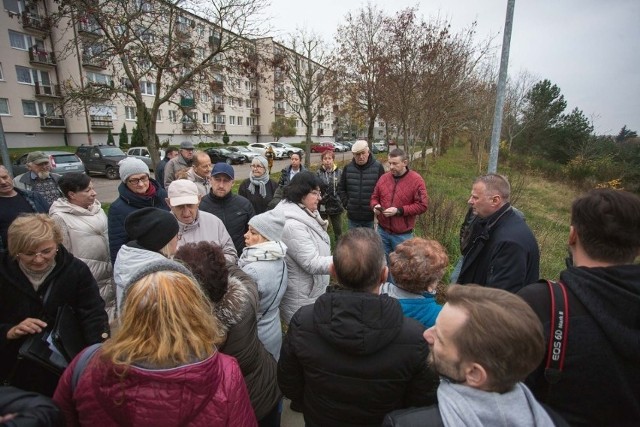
[102,270,224,368]
[8,214,62,257]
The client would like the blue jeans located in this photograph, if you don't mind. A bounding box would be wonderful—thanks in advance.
[348,218,374,229]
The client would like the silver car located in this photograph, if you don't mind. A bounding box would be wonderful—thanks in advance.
[12,151,85,176]
[227,146,261,162]
[126,147,165,170]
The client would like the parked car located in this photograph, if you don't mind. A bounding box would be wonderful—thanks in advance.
[12,151,85,177]
[226,146,261,162]
[126,147,166,170]
[248,143,287,159]
[75,145,127,180]
[205,148,246,165]
[332,142,349,152]
[311,142,335,153]
[269,142,304,157]
[373,142,387,152]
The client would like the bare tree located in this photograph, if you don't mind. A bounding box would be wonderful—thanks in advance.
[502,70,536,151]
[51,0,269,164]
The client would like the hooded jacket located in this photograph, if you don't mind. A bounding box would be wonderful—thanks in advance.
[107,179,168,263]
[0,246,109,396]
[338,153,385,222]
[50,199,115,322]
[317,165,344,216]
[518,265,640,426]
[215,267,281,420]
[278,288,438,427]
[53,348,257,427]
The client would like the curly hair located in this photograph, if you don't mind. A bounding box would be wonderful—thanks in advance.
[389,238,449,294]
[174,241,229,303]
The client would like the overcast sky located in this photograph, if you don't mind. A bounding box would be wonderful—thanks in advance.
[265,0,639,135]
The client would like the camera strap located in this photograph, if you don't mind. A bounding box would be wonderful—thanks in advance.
[543,279,569,397]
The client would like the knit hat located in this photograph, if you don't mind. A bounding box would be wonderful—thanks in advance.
[119,157,150,183]
[167,179,200,206]
[124,207,179,251]
[26,151,50,165]
[252,155,268,170]
[248,211,284,241]
[120,258,195,313]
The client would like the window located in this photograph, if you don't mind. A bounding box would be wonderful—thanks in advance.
[86,72,111,85]
[169,110,177,123]
[156,110,162,121]
[228,97,235,107]
[135,0,153,12]
[22,100,53,117]
[0,98,9,115]
[201,91,209,102]
[3,0,22,13]
[140,81,156,96]
[229,116,235,125]
[16,66,48,86]
[245,99,251,108]
[237,116,243,126]
[202,113,209,124]
[125,106,137,120]
[0,63,3,80]
[214,114,225,124]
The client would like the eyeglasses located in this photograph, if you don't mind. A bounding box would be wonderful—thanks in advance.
[309,190,322,197]
[127,176,149,185]
[251,164,265,169]
[20,246,58,259]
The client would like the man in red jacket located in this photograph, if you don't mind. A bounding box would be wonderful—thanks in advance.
[371,148,428,257]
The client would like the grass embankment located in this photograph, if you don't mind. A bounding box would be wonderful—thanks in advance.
[414,142,578,281]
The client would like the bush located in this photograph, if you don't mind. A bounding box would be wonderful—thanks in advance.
[232,141,249,146]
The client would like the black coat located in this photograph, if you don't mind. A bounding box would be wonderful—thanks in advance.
[518,265,640,426]
[199,191,255,254]
[0,386,62,426]
[0,246,109,396]
[316,166,344,216]
[338,154,385,222]
[238,178,278,214]
[278,287,438,427]
[458,204,540,292]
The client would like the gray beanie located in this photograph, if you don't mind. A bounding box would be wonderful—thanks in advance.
[248,211,284,241]
[253,155,268,170]
[120,258,195,313]
[119,157,150,183]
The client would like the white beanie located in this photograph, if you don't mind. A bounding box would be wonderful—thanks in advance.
[119,157,150,183]
[248,211,284,241]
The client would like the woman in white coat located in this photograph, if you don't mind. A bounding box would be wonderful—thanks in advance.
[278,171,332,325]
[49,173,115,321]
[238,211,288,360]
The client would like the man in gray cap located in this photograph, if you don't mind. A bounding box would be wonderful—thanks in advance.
[163,141,195,188]
[200,163,254,255]
[338,140,385,229]
[13,151,63,206]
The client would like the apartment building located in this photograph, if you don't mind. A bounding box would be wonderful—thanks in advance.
[0,0,336,148]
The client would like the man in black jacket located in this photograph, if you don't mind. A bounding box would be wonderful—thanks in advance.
[278,228,437,427]
[518,189,640,426]
[338,140,384,229]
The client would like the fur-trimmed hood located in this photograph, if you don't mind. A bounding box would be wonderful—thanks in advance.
[214,267,256,334]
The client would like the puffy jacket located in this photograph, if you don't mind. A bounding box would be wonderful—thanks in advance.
[13,172,63,206]
[0,246,109,396]
[239,178,278,214]
[107,179,168,263]
[163,154,191,188]
[338,154,385,222]
[216,267,281,420]
[53,348,257,427]
[199,191,254,255]
[0,386,62,426]
[279,201,332,325]
[371,169,428,234]
[175,210,238,265]
[0,188,49,252]
[278,288,438,426]
[50,198,116,322]
[317,165,344,215]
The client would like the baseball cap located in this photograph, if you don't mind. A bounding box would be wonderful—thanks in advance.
[211,162,234,179]
[26,151,50,165]
[167,179,200,206]
[180,141,195,150]
[351,140,369,154]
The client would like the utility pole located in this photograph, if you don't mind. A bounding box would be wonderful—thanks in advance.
[0,116,12,176]
[488,0,515,173]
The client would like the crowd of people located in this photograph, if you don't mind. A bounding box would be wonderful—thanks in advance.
[0,142,638,427]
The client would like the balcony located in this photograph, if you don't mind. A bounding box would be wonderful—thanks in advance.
[90,115,113,129]
[250,107,260,116]
[40,116,66,128]
[251,125,260,134]
[180,97,195,109]
[78,20,102,38]
[82,54,107,70]
[85,82,113,100]
[28,50,56,67]
[182,121,197,131]
[213,123,225,132]
[250,90,259,99]
[317,128,324,136]
[213,103,225,112]
[34,82,61,98]
[208,35,221,48]
[210,80,223,93]
[275,107,285,116]
[21,12,49,34]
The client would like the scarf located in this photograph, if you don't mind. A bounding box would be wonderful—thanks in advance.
[297,203,328,231]
[248,171,270,198]
[238,240,287,267]
[19,260,57,291]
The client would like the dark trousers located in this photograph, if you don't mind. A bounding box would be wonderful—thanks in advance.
[321,212,343,241]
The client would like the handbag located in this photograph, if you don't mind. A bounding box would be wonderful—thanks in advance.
[17,285,86,376]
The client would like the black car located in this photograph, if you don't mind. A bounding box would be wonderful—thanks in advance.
[75,145,127,179]
[205,148,246,165]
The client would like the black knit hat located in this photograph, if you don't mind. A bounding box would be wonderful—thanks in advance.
[124,207,179,252]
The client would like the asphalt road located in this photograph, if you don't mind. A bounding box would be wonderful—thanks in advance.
[92,151,355,203]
